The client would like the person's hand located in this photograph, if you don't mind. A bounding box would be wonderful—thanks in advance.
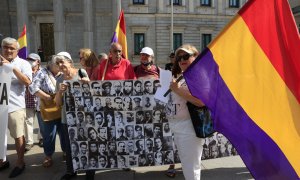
[169,79,180,93]
[46,94,53,101]
[0,55,9,66]
[79,77,90,83]
[59,83,68,93]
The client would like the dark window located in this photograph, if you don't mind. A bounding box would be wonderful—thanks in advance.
[170,0,181,6]
[202,34,212,50]
[133,0,144,5]
[134,33,145,55]
[201,0,211,6]
[40,23,54,62]
[229,0,240,8]
[173,33,182,51]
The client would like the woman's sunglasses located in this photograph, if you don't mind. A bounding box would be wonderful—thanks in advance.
[176,53,193,62]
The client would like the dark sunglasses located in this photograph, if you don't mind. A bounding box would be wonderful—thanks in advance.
[176,53,193,62]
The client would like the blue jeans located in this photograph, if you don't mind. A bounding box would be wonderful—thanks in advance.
[37,111,66,156]
[36,111,45,137]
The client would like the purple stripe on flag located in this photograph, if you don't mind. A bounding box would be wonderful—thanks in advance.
[18,47,27,60]
[183,49,298,180]
[111,32,118,43]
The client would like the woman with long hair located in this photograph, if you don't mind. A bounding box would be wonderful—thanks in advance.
[79,48,102,80]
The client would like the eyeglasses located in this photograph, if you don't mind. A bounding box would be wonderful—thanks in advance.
[176,53,193,62]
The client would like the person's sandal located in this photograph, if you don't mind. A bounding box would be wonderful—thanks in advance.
[165,168,176,178]
[42,157,53,168]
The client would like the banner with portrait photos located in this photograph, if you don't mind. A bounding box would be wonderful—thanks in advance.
[65,79,237,171]
[0,65,12,161]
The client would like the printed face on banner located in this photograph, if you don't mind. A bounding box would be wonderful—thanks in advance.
[65,80,237,171]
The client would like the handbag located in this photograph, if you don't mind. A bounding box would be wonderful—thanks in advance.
[186,102,215,138]
[40,94,61,121]
[40,69,61,121]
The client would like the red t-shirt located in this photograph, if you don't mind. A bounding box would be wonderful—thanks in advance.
[86,64,101,80]
[98,58,136,80]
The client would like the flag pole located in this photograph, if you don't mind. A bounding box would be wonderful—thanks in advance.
[170,1,174,52]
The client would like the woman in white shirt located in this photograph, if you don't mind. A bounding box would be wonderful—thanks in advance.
[167,44,205,180]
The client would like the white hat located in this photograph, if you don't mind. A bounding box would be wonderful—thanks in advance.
[175,47,193,56]
[140,47,154,56]
[57,51,72,60]
[27,53,41,61]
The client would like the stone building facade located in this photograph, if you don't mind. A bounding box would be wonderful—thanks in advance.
[0,0,297,66]
[290,0,300,32]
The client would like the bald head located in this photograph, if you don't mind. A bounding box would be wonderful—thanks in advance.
[110,43,123,64]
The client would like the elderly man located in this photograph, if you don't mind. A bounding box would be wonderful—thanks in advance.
[98,42,136,80]
[24,53,41,151]
[134,47,159,80]
[0,37,32,178]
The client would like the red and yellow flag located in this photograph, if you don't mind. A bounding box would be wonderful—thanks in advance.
[111,10,128,59]
[17,25,27,59]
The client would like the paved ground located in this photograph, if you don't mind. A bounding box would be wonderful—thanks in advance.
[0,125,254,180]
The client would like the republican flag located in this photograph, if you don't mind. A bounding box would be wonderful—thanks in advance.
[111,9,128,59]
[17,25,27,59]
[184,0,300,179]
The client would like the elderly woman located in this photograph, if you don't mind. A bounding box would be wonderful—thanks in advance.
[54,52,91,180]
[167,44,205,180]
[29,55,65,168]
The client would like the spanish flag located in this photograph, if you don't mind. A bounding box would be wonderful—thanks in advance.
[111,10,128,59]
[184,0,300,179]
[17,25,27,59]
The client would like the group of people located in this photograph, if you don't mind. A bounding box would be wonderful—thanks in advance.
[0,35,207,180]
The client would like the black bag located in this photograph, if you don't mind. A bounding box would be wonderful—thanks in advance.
[186,102,215,138]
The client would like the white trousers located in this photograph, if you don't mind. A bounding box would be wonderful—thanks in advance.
[24,108,36,145]
[174,133,204,180]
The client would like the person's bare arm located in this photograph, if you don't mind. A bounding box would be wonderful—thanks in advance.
[35,90,52,101]
[169,79,204,107]
[0,55,31,86]
[12,67,31,86]
[55,82,67,107]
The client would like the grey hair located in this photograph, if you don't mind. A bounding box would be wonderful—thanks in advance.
[47,55,58,66]
[98,53,108,60]
[1,37,20,49]
[52,54,73,64]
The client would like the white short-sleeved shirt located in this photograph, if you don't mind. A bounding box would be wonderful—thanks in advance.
[9,56,32,113]
[166,78,196,135]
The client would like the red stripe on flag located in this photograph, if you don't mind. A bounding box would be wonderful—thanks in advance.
[119,10,126,35]
[239,0,300,103]
[19,25,26,37]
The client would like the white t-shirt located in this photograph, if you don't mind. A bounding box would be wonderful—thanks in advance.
[166,78,196,135]
[9,56,32,113]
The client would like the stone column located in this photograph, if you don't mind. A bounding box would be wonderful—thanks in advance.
[217,0,225,15]
[53,0,65,53]
[112,0,121,30]
[83,0,93,49]
[188,0,194,13]
[16,0,29,50]
[157,0,164,13]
